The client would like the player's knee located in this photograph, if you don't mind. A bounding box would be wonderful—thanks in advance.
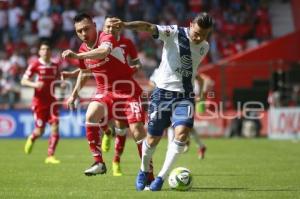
[115,127,127,136]
[147,135,161,147]
[85,113,99,123]
[51,123,59,133]
[172,139,186,154]
[130,122,146,140]
[34,127,45,136]
[86,102,106,123]
[174,127,190,142]
[174,133,189,143]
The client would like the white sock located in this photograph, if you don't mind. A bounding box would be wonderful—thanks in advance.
[140,140,156,172]
[158,139,185,180]
[167,128,174,147]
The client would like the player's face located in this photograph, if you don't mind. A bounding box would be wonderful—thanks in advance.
[74,18,97,44]
[39,44,51,60]
[103,18,121,37]
[189,22,211,44]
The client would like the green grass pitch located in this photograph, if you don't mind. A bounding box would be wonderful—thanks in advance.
[0,138,299,198]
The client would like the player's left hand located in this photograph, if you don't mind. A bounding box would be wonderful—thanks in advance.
[62,50,79,59]
[111,18,123,29]
[66,96,76,110]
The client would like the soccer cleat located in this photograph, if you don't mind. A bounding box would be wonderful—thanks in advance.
[135,170,149,191]
[84,162,107,176]
[45,156,61,164]
[101,132,112,152]
[198,146,207,159]
[112,161,123,176]
[24,136,34,154]
[149,176,164,191]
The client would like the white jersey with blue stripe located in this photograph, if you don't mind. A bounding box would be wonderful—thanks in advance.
[153,25,209,93]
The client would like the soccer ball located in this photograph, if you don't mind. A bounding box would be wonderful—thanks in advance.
[168,167,193,191]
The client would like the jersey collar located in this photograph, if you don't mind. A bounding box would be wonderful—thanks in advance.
[38,58,51,66]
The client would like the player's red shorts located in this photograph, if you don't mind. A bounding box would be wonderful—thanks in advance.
[31,103,59,128]
[91,91,145,127]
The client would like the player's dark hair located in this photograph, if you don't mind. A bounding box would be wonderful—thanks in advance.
[193,12,213,29]
[39,41,51,48]
[74,13,93,23]
[105,15,116,19]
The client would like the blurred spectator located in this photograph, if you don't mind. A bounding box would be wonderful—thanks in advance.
[241,110,262,137]
[269,69,287,107]
[291,85,300,106]
[61,1,77,39]
[35,0,50,14]
[228,110,261,137]
[0,69,20,109]
[37,12,54,42]
[8,1,24,43]
[0,1,7,47]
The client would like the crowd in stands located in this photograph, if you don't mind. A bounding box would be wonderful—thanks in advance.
[0,0,273,108]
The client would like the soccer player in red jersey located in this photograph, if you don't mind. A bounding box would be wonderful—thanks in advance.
[62,14,153,179]
[62,16,143,176]
[21,41,62,164]
[100,16,143,177]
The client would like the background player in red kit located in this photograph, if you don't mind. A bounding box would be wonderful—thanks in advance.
[100,16,143,176]
[62,14,153,179]
[21,41,62,164]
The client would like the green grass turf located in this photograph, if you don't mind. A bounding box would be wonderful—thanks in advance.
[0,138,299,199]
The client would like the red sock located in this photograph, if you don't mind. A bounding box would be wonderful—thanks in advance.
[113,135,126,163]
[30,132,40,141]
[101,124,109,135]
[86,125,103,163]
[47,133,60,156]
[137,142,142,158]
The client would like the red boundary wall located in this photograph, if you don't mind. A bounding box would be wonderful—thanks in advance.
[199,30,300,107]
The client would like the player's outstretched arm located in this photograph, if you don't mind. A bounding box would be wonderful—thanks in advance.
[195,74,205,101]
[61,69,80,80]
[62,48,111,60]
[121,20,158,35]
[67,69,90,109]
[77,47,111,60]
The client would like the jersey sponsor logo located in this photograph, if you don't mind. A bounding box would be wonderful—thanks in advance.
[84,57,110,69]
[200,47,205,56]
[180,55,192,69]
[175,67,192,77]
[0,114,16,136]
[178,42,189,50]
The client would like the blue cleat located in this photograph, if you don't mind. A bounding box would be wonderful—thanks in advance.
[136,170,149,191]
[149,177,164,191]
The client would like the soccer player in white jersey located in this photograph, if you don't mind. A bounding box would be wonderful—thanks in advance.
[116,12,213,191]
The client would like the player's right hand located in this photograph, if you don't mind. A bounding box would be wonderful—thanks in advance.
[66,96,76,110]
[111,18,124,29]
[62,50,78,59]
[35,81,44,89]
